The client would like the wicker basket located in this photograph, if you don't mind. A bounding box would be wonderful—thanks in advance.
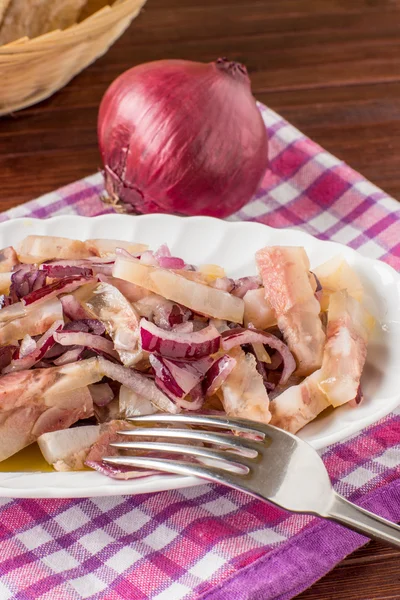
[0,0,147,116]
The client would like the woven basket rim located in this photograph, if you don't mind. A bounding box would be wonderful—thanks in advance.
[0,0,145,54]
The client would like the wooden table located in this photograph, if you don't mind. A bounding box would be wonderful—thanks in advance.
[0,0,399,597]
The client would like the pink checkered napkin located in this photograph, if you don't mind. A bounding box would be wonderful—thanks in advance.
[0,104,399,600]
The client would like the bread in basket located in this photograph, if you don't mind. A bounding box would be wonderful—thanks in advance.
[0,0,147,115]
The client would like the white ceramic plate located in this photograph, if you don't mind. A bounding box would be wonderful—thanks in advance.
[0,214,398,498]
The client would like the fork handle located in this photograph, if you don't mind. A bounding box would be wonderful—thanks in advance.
[327,492,400,548]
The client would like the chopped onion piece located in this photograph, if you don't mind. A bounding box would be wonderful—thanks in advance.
[87,461,156,480]
[113,257,244,323]
[140,318,220,361]
[10,265,46,301]
[209,277,234,292]
[97,357,180,414]
[2,320,64,373]
[154,244,171,259]
[203,355,237,397]
[54,331,119,360]
[232,276,261,298]
[158,256,185,269]
[41,264,93,278]
[150,354,213,401]
[60,295,91,320]
[153,302,191,330]
[221,328,296,385]
[134,293,182,323]
[22,275,96,306]
[64,319,105,335]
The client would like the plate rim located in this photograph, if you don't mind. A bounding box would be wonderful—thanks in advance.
[0,213,398,498]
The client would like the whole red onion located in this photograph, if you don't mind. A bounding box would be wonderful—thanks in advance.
[98,58,268,218]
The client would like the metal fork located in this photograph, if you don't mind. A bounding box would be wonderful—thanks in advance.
[104,414,400,548]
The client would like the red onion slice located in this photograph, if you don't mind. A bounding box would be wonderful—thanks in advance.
[22,275,96,306]
[87,460,157,480]
[158,256,185,269]
[41,264,93,278]
[149,354,213,401]
[97,357,180,414]
[36,320,64,351]
[221,327,296,385]
[42,258,114,277]
[154,244,171,260]
[140,319,220,361]
[231,276,261,299]
[154,244,190,269]
[54,331,119,361]
[153,301,192,330]
[60,295,91,321]
[175,386,204,411]
[63,319,106,335]
[203,354,237,397]
[2,320,64,373]
[149,355,183,399]
[10,265,46,302]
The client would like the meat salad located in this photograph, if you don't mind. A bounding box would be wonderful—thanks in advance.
[0,235,374,478]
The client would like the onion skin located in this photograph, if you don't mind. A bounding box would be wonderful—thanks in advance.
[98,58,268,218]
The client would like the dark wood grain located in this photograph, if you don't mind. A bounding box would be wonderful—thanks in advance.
[0,1,399,597]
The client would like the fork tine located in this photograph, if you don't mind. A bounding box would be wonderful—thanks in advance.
[103,456,250,488]
[117,427,262,452]
[110,440,257,468]
[127,414,267,437]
